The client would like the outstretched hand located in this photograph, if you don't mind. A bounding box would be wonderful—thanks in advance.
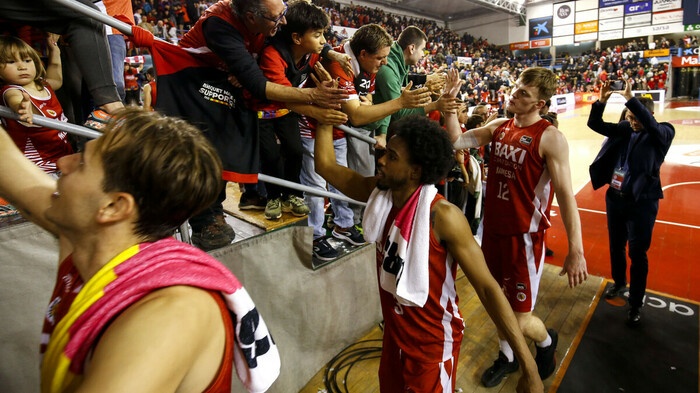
[444,68,464,99]
[310,63,348,109]
[328,50,354,79]
[399,81,432,109]
[599,81,614,103]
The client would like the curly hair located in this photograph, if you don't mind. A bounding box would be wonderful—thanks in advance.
[389,115,455,185]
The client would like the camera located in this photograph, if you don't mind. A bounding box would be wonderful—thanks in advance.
[610,80,625,91]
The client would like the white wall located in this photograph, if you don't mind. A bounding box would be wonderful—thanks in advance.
[451,13,515,46]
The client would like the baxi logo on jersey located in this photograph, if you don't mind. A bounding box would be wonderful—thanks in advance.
[494,141,527,165]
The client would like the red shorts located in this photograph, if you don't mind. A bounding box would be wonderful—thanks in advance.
[378,334,460,393]
[481,231,546,313]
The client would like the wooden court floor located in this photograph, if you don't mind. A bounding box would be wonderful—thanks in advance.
[298,100,700,392]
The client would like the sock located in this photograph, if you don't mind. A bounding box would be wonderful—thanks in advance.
[536,332,552,348]
[499,339,514,362]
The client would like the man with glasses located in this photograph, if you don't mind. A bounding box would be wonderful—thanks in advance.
[178,0,349,251]
[587,79,675,326]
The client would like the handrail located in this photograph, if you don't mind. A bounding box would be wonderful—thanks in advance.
[0,105,366,207]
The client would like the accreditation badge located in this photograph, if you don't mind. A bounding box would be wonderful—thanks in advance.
[611,168,626,190]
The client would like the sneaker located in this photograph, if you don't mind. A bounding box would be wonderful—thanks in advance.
[191,221,233,251]
[83,109,112,131]
[535,328,559,380]
[313,237,339,261]
[239,192,266,210]
[332,225,366,246]
[215,214,235,241]
[281,195,310,216]
[264,198,282,220]
[481,351,519,387]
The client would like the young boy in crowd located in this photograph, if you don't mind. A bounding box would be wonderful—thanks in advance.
[254,0,349,221]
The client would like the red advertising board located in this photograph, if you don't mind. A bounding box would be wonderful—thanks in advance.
[510,41,530,50]
[530,39,551,48]
[672,56,700,67]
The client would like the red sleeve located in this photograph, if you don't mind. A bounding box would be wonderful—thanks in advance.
[327,60,357,98]
[259,46,292,87]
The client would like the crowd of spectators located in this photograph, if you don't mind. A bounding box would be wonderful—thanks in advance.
[125,0,691,103]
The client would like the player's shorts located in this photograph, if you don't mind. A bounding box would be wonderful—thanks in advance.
[378,333,460,393]
[482,230,546,313]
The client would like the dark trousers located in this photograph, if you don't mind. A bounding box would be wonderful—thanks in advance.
[605,188,659,308]
[258,114,304,199]
[189,181,226,231]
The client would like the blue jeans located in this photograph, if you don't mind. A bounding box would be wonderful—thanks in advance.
[300,137,354,239]
[107,34,126,102]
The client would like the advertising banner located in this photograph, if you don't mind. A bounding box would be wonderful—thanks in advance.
[576,9,599,22]
[529,16,553,40]
[672,56,700,67]
[683,0,700,25]
[553,35,575,45]
[624,22,684,37]
[652,0,682,12]
[554,1,576,25]
[600,0,630,7]
[625,1,652,14]
[554,24,575,36]
[599,5,625,19]
[530,38,551,48]
[600,17,624,30]
[652,9,684,24]
[599,29,624,40]
[625,13,652,26]
[644,49,670,57]
[509,41,530,50]
[577,0,599,10]
[686,24,700,31]
[575,20,599,33]
[576,32,599,42]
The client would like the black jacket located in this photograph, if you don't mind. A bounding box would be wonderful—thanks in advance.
[587,98,675,201]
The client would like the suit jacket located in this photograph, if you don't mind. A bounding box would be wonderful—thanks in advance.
[587,97,675,201]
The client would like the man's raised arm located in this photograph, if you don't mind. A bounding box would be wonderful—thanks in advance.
[313,123,376,203]
[0,122,59,235]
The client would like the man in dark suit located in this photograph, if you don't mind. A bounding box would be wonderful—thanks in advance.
[587,79,675,326]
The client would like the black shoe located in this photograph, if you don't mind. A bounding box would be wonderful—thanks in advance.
[238,192,266,210]
[332,225,366,246]
[215,215,235,241]
[604,283,626,299]
[481,351,519,387]
[627,307,642,327]
[313,237,339,261]
[191,221,234,251]
[535,328,558,380]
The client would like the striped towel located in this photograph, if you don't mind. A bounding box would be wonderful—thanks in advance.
[41,237,279,393]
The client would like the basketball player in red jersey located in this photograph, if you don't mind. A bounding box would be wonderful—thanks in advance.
[313,112,543,392]
[447,67,587,388]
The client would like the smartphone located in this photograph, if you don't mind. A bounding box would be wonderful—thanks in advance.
[610,80,625,91]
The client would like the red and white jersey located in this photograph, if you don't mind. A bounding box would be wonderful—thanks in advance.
[482,118,554,235]
[0,83,73,173]
[377,195,464,363]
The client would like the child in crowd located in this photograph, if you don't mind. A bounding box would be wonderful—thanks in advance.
[253,0,349,221]
[0,35,72,176]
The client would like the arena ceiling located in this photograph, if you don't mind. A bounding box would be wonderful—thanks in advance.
[369,0,525,23]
